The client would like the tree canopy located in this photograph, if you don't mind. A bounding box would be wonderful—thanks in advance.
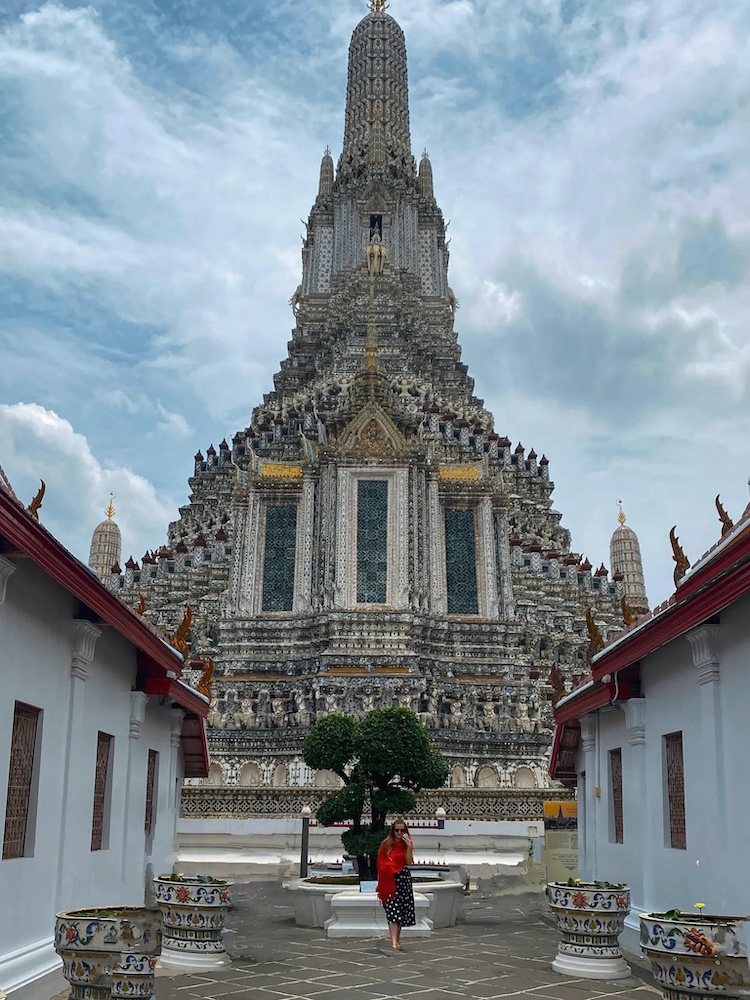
[302,706,449,872]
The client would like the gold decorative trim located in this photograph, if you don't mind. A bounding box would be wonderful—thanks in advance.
[438,465,482,482]
[27,479,46,519]
[261,462,303,480]
[715,494,734,537]
[669,525,690,585]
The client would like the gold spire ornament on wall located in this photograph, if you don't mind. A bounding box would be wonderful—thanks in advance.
[585,607,605,659]
[196,657,215,703]
[368,0,389,12]
[620,596,635,627]
[715,494,734,537]
[669,526,690,586]
[170,606,193,657]
[27,479,46,519]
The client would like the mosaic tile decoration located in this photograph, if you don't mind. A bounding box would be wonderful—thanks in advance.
[262,505,297,611]
[356,479,388,603]
[445,507,479,614]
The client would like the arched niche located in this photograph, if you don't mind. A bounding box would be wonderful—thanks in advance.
[239,762,261,787]
[272,763,289,787]
[475,765,498,788]
[313,769,342,789]
[205,762,224,786]
[513,766,536,789]
[450,765,466,788]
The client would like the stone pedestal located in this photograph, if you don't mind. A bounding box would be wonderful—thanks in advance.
[324,891,433,939]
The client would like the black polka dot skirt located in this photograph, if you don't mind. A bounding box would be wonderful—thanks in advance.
[382,868,416,927]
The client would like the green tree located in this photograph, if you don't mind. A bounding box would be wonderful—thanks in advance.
[302,706,449,880]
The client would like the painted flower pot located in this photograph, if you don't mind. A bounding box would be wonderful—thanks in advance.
[153,875,233,970]
[640,912,750,1000]
[54,906,161,1000]
[547,882,631,979]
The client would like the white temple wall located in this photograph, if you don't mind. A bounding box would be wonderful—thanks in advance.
[0,559,187,1000]
[575,590,750,955]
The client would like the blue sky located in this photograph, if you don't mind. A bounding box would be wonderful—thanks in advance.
[1,0,749,607]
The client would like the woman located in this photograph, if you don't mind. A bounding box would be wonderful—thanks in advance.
[376,818,416,951]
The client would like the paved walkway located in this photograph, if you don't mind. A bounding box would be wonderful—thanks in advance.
[155,877,660,1000]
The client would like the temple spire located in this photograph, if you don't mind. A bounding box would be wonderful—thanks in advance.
[339,2,413,187]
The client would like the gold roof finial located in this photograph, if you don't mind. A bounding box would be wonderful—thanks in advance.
[27,479,46,519]
[106,491,116,520]
[617,499,626,526]
[368,0,389,12]
[669,526,690,586]
[170,605,193,658]
[585,607,605,659]
[715,494,734,537]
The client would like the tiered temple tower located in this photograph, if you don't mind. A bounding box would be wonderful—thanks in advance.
[109,2,632,793]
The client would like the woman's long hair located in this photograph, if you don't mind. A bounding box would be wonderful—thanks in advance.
[380,817,409,856]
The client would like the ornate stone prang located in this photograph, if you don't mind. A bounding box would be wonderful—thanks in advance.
[71,619,103,680]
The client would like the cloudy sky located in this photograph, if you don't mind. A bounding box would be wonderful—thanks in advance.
[1,0,748,608]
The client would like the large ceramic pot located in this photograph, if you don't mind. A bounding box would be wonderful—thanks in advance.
[547,881,631,979]
[153,875,233,970]
[54,906,161,1000]
[640,912,750,1000]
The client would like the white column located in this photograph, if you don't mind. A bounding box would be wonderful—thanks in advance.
[393,469,409,609]
[620,698,647,909]
[55,620,102,909]
[427,479,446,613]
[686,625,726,856]
[294,476,315,612]
[579,713,597,879]
[479,496,498,619]
[121,692,149,880]
[0,553,16,604]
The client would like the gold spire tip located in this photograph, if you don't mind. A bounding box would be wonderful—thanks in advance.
[368,0,389,12]
[617,499,626,526]
[106,492,116,519]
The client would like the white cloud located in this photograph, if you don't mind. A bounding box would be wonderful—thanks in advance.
[0,403,176,562]
[0,0,749,611]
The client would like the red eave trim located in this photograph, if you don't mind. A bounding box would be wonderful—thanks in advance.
[0,491,184,678]
[553,681,614,725]
[592,554,750,680]
[144,677,209,718]
[676,522,750,601]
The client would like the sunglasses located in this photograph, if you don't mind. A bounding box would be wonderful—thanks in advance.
[394,828,406,833]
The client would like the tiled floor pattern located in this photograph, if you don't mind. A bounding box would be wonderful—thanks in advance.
[154,880,661,1000]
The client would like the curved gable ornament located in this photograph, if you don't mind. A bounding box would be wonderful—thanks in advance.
[337,403,406,458]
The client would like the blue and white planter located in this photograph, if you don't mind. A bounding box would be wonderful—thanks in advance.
[153,876,233,970]
[547,882,631,979]
[54,906,161,1000]
[640,912,750,1000]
